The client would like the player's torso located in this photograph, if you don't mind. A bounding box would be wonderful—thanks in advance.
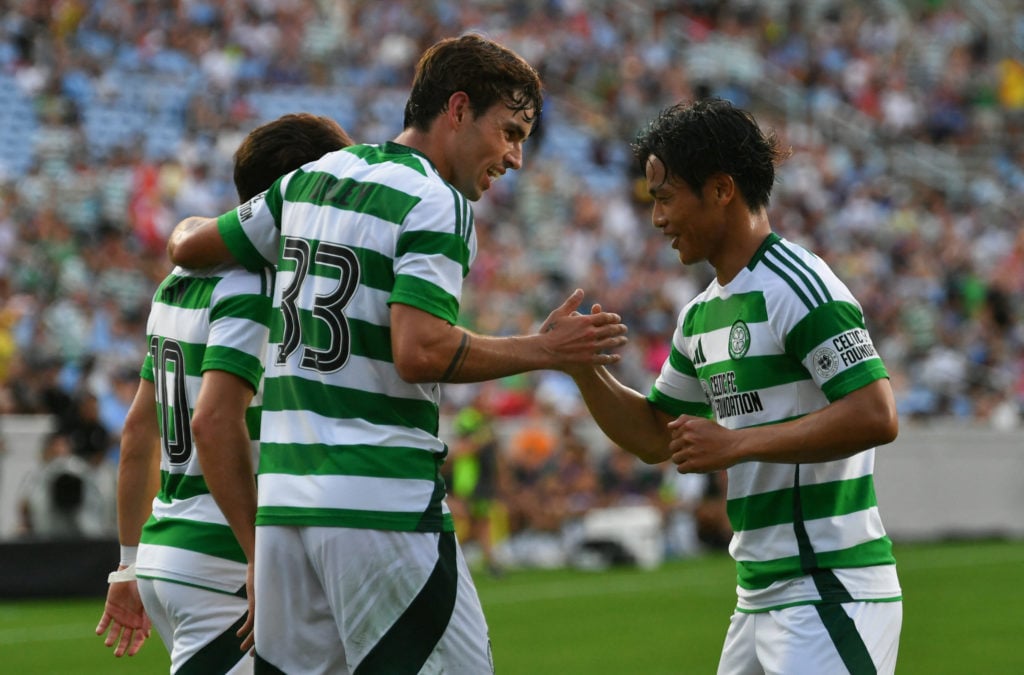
[674,237,897,607]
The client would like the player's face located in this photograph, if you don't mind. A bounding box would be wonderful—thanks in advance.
[451,101,533,201]
[646,155,726,267]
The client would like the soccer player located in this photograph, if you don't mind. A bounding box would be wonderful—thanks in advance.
[166,33,628,674]
[566,98,902,675]
[95,113,353,672]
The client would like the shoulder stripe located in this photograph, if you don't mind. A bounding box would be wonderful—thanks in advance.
[761,255,815,311]
[154,274,216,310]
[771,241,832,304]
[442,182,473,243]
[259,266,273,296]
[454,184,464,241]
[764,246,825,307]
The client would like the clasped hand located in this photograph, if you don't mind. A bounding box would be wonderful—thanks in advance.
[539,289,628,367]
[668,415,739,474]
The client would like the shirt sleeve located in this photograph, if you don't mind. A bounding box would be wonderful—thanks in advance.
[648,312,714,419]
[200,270,272,392]
[790,301,889,402]
[388,184,474,324]
[217,180,286,272]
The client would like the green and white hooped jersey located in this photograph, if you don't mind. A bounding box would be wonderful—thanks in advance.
[136,264,271,595]
[216,142,476,533]
[650,233,901,611]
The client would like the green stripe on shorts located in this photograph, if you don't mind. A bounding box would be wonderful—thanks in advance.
[816,603,876,675]
[177,611,249,675]
[354,532,458,673]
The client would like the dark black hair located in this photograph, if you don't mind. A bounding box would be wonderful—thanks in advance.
[632,98,786,210]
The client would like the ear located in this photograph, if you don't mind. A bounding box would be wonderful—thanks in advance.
[447,91,471,128]
[708,173,735,204]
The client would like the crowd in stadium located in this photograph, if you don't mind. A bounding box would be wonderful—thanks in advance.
[1,1,1022,551]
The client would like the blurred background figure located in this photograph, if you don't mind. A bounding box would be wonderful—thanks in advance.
[17,430,115,539]
[445,406,505,577]
[0,0,1021,560]
[596,445,664,511]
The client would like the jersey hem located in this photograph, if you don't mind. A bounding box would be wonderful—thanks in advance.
[135,572,244,596]
[736,594,903,613]
[255,512,455,533]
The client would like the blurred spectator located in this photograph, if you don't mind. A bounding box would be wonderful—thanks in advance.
[502,412,559,536]
[1,0,1022,554]
[17,430,116,539]
[661,467,732,557]
[63,389,112,464]
[693,471,732,552]
[444,406,505,577]
[0,276,18,386]
[596,444,664,510]
[547,418,601,526]
[95,365,138,461]
[2,0,1021,436]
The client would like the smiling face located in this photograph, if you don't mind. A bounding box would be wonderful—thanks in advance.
[645,154,727,267]
[449,97,533,201]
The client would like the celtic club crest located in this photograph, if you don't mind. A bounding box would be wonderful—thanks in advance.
[728,320,750,359]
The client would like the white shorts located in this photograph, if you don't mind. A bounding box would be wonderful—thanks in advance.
[717,600,902,675]
[253,526,493,675]
[137,578,252,674]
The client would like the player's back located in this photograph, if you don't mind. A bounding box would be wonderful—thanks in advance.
[137,264,272,594]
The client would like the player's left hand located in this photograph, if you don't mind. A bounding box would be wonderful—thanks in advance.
[668,415,739,474]
[96,579,152,657]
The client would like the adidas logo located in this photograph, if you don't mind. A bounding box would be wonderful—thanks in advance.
[693,337,707,366]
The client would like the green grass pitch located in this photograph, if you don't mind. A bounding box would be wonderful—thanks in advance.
[0,539,1021,674]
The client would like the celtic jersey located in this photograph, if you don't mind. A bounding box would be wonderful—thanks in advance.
[215,142,476,533]
[650,233,901,611]
[136,264,271,594]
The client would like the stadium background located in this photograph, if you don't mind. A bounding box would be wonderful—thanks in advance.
[0,1,1022,668]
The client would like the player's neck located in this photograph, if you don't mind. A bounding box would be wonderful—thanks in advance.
[713,210,772,285]
[393,126,448,178]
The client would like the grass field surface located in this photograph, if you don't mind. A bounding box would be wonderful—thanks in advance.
[0,539,1021,674]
